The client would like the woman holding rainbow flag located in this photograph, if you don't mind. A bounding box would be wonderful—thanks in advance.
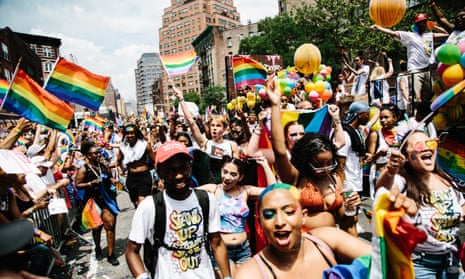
[75,141,120,266]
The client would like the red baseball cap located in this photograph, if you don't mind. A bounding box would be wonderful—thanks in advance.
[155,141,193,167]
[414,13,428,23]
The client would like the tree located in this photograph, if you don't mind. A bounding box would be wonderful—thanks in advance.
[200,86,227,113]
[239,1,455,74]
[173,91,200,109]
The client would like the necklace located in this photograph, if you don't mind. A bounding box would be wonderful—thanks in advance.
[87,162,102,181]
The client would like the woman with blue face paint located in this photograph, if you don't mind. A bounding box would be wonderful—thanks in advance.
[377,130,465,278]
[235,183,371,279]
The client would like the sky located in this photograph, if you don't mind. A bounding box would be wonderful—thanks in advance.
[0,0,278,102]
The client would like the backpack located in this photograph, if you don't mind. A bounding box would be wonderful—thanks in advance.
[143,189,210,278]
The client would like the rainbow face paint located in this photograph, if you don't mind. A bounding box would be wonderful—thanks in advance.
[412,139,438,152]
[262,205,299,220]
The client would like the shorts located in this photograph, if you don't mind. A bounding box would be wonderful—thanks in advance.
[126,170,153,203]
[210,239,251,268]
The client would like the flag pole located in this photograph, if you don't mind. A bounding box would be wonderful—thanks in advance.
[0,57,22,112]
[43,56,60,88]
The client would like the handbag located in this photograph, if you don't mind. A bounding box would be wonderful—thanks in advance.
[81,198,103,230]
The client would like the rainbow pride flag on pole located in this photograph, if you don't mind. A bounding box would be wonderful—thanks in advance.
[2,69,74,131]
[160,50,197,76]
[45,57,110,111]
[232,56,267,89]
[84,116,104,132]
[370,188,427,279]
[0,79,9,104]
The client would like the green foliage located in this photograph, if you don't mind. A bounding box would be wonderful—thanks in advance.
[200,85,227,112]
[238,1,456,74]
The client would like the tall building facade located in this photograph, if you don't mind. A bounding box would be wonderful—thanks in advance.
[278,0,315,15]
[135,52,163,115]
[158,0,241,110]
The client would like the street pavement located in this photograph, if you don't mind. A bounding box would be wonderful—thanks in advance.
[51,191,136,279]
[50,192,374,278]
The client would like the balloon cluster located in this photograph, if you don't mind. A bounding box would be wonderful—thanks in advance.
[431,40,465,129]
[226,91,262,111]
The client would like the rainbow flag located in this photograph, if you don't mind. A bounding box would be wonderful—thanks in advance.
[233,56,267,89]
[45,58,110,111]
[437,133,465,189]
[160,50,197,76]
[281,105,332,137]
[63,129,76,146]
[3,69,74,131]
[0,79,9,104]
[370,188,427,279]
[84,116,104,132]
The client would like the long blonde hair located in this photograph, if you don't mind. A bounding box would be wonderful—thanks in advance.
[370,66,386,81]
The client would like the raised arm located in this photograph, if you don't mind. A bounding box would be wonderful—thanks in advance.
[0,118,33,149]
[430,1,455,33]
[328,104,345,150]
[371,24,401,40]
[172,85,206,148]
[266,77,299,184]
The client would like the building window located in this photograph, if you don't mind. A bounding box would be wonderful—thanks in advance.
[3,68,11,81]
[43,47,52,58]
[1,43,9,61]
[30,44,37,53]
[44,62,53,73]
[185,45,191,50]
[227,37,232,48]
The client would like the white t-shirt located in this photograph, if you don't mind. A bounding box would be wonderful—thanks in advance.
[397,31,434,71]
[351,64,370,95]
[396,73,409,111]
[337,131,364,192]
[370,75,391,104]
[204,139,233,159]
[395,176,464,254]
[128,190,220,279]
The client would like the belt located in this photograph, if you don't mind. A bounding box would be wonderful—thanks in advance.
[414,251,449,261]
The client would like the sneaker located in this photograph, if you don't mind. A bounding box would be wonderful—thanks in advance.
[95,247,104,261]
[107,254,119,266]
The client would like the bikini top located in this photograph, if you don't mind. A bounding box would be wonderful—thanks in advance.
[216,185,250,233]
[253,233,336,279]
[299,179,343,212]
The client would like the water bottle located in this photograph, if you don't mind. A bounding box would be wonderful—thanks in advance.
[342,181,357,216]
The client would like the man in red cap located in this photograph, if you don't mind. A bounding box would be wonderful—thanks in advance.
[125,141,231,279]
[371,13,448,113]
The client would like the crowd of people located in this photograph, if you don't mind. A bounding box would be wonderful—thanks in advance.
[0,2,464,279]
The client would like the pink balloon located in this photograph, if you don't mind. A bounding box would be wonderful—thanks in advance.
[437,63,448,76]
[309,90,319,102]
[458,40,465,54]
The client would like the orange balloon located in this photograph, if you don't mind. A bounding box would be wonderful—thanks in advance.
[304,81,315,92]
[369,0,406,28]
[321,89,332,101]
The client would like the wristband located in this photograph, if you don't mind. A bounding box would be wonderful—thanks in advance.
[13,127,22,135]
[136,272,150,279]
[223,277,233,279]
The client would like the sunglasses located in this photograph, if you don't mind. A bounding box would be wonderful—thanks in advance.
[308,161,338,173]
[412,139,438,152]
[289,132,305,139]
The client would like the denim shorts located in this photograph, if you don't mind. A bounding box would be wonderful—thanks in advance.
[412,251,463,279]
[211,239,251,268]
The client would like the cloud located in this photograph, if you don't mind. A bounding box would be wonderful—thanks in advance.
[1,0,277,103]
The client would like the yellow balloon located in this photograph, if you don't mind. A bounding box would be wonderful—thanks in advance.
[369,0,406,28]
[304,81,315,92]
[432,113,447,131]
[314,80,326,93]
[294,43,321,75]
[441,64,465,87]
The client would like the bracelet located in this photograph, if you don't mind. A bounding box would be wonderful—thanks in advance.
[13,127,22,135]
[135,271,150,279]
[223,277,233,279]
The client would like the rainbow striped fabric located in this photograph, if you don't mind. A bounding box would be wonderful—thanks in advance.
[160,50,197,76]
[370,189,427,279]
[281,105,332,137]
[0,79,9,104]
[233,56,267,89]
[437,132,465,188]
[83,116,104,132]
[45,58,110,111]
[232,56,267,89]
[3,69,74,131]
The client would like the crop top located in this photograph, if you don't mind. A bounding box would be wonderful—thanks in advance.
[300,181,343,212]
[217,185,249,233]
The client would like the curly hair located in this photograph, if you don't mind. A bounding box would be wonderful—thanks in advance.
[80,140,97,156]
[290,133,338,177]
